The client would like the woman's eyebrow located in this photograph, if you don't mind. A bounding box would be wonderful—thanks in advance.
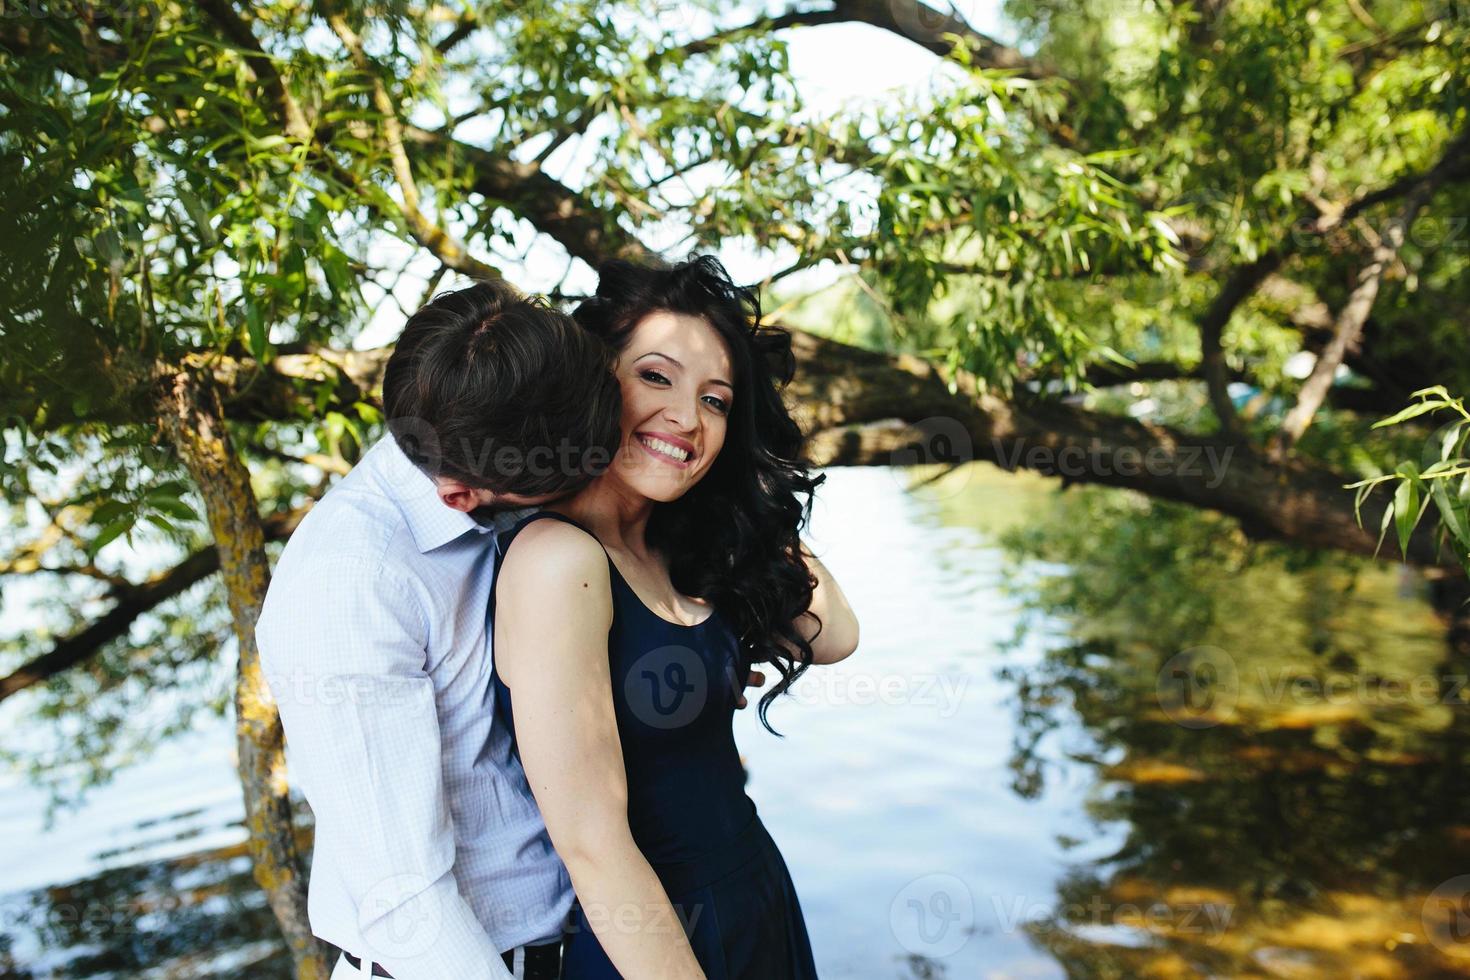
[635,351,733,390]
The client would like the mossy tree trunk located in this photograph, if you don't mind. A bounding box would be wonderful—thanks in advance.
[154,359,330,979]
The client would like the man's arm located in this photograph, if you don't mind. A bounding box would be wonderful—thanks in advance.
[258,555,513,979]
[494,520,706,979]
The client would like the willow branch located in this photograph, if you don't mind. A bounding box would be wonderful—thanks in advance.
[0,504,312,704]
[1269,126,1470,457]
[322,2,504,280]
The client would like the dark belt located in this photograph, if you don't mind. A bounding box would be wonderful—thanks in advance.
[343,939,561,978]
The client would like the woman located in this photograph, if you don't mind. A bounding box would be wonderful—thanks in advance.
[490,255,859,979]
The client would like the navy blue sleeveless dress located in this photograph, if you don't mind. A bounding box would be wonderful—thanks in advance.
[490,512,819,980]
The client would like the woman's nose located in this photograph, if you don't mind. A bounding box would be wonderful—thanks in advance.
[661,392,698,431]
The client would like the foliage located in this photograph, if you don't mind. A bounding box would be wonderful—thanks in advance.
[1348,385,1470,575]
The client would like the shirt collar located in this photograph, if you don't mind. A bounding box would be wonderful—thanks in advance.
[370,436,498,554]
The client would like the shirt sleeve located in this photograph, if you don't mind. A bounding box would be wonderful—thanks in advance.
[257,554,512,979]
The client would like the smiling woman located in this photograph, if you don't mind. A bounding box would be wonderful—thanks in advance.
[484,254,858,980]
[572,255,854,719]
[618,313,733,497]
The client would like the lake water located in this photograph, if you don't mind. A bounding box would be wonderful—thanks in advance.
[2,465,1467,978]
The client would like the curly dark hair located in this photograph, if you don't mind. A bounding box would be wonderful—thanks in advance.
[574,255,825,732]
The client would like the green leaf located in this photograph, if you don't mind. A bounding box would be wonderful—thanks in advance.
[1394,478,1420,557]
[150,498,199,523]
[92,499,133,525]
[146,480,191,500]
[1372,400,1445,428]
[247,134,291,152]
[89,519,132,557]
[145,513,179,535]
[1408,385,1451,401]
[1374,496,1394,559]
[176,184,216,246]
[320,245,354,298]
[1431,478,1470,550]
[245,295,268,360]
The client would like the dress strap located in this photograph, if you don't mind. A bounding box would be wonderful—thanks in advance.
[498,509,595,554]
[503,508,591,538]
[495,510,618,585]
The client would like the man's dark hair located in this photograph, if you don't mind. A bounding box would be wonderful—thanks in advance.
[382,279,621,497]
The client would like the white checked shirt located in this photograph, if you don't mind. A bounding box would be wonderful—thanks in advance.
[257,436,572,979]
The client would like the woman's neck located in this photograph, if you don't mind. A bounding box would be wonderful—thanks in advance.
[552,475,656,560]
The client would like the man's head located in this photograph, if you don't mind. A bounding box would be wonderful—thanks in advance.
[382,279,622,512]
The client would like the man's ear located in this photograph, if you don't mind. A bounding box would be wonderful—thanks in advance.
[434,477,490,513]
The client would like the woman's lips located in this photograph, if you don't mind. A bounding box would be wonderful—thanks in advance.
[635,432,694,468]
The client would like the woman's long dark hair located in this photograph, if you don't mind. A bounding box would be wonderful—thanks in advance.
[574,255,824,732]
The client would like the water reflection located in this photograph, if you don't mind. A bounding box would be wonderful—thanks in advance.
[1,833,291,978]
[970,468,1470,978]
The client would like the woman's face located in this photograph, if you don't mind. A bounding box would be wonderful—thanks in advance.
[608,310,733,504]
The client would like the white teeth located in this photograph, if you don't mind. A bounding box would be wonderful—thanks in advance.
[640,436,690,462]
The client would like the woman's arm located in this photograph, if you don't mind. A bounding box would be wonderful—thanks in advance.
[495,520,705,980]
[794,542,859,665]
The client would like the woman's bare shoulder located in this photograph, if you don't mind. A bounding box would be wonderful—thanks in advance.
[497,517,611,598]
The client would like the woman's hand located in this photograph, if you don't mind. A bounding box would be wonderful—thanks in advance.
[735,668,766,709]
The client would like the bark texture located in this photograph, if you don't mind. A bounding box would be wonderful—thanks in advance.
[153,360,330,980]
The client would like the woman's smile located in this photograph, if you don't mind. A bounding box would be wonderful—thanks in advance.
[634,431,695,468]
[602,310,733,502]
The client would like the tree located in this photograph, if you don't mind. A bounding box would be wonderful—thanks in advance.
[2,1,1468,972]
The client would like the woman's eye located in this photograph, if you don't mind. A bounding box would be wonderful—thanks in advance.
[702,395,729,414]
[639,369,670,385]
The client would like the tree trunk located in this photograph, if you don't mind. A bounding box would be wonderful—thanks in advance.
[154,360,330,979]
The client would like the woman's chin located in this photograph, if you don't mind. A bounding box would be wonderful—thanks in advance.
[636,479,694,504]
[597,459,688,504]
[616,465,700,504]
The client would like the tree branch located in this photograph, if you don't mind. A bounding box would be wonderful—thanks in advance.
[675,0,1048,75]
[400,124,656,267]
[0,502,129,586]
[786,331,1450,567]
[0,505,311,704]
[434,7,479,54]
[1269,126,1470,457]
[1194,127,1470,445]
[198,0,505,280]
[194,0,312,141]
[7,309,1457,702]
[322,1,504,281]
[673,8,851,59]
[831,0,1046,71]
[1196,251,1283,440]
[198,333,1456,569]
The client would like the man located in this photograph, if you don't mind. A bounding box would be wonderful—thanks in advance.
[257,280,704,979]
